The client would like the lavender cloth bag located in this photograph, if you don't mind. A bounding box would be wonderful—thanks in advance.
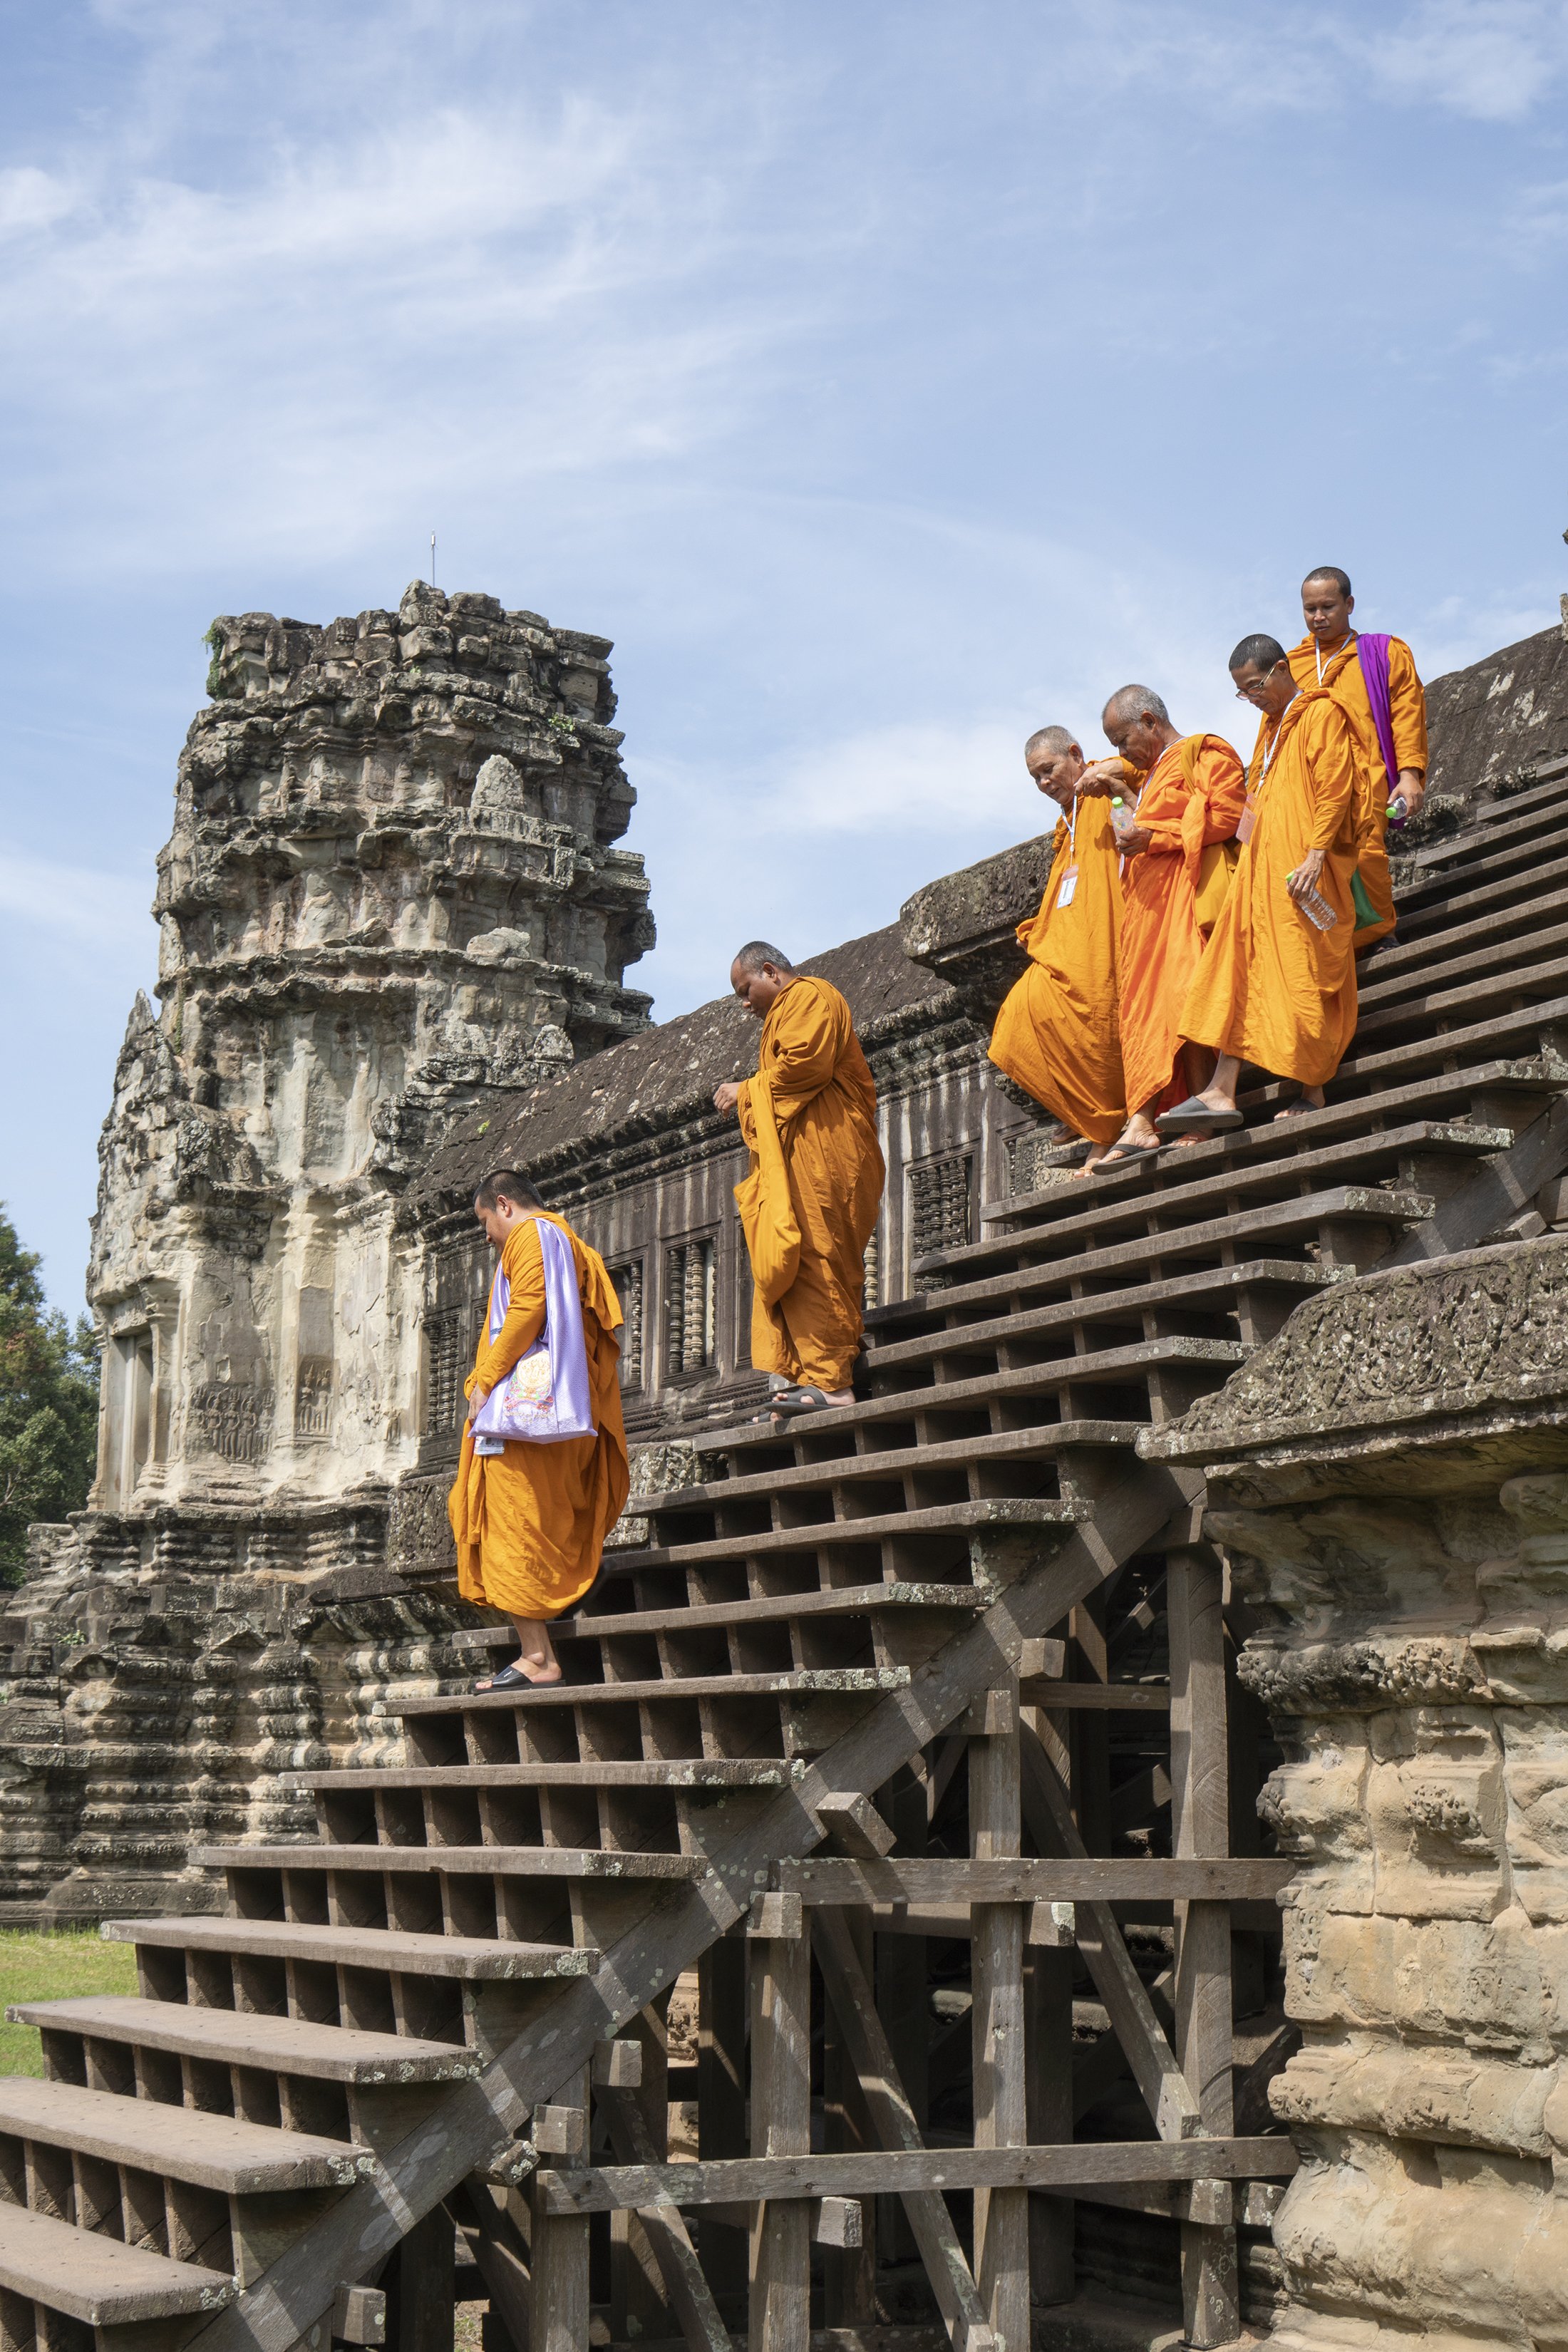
[471,1218,598,1454]
[1355,634,1404,822]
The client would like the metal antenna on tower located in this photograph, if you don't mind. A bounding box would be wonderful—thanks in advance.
[430,533,437,588]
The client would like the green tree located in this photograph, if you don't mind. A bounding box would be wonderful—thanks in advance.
[0,1209,99,1585]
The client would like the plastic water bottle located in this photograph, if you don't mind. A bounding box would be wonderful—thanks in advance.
[1110,796,1135,840]
[1291,875,1339,931]
[1386,793,1408,826]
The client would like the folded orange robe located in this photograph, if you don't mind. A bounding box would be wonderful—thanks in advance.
[736,975,885,1392]
[988,795,1125,1144]
[1287,630,1427,949]
[1117,733,1246,1116]
[1180,691,1361,1087]
[448,1211,629,1620]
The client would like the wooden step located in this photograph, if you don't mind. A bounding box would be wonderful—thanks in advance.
[292,1758,810,1795]
[557,1580,991,1640]
[0,2076,369,2192]
[197,1844,706,1882]
[104,1916,597,1981]
[597,1492,1089,1574]
[0,2199,234,2325]
[1395,841,1568,938]
[1339,991,1568,1090]
[633,1425,1131,1524]
[7,1997,482,2083]
[1359,891,1568,990]
[393,1666,913,1721]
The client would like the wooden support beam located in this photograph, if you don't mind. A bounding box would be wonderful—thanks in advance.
[877,1766,928,2273]
[609,2000,673,2348]
[1018,1718,1203,2140]
[969,1678,1028,2352]
[822,1910,877,2326]
[600,2075,731,2352]
[529,2063,589,2352]
[778,1859,1295,1904]
[1016,1680,1170,1711]
[812,1908,994,2352]
[750,1927,813,2352]
[814,1790,897,1857]
[1025,1944,1073,2310]
[450,2180,531,2352]
[697,1937,748,2311]
[1169,1549,1240,2349]
[391,2207,453,2352]
[533,2137,1299,2212]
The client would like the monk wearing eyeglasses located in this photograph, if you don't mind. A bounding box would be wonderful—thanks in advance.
[1076,686,1244,1163]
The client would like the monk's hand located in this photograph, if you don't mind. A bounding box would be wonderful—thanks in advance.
[1076,759,1125,800]
[1286,847,1327,903]
[467,1386,490,1425]
[713,1081,742,1115]
[1117,822,1152,856]
[1394,770,1426,820]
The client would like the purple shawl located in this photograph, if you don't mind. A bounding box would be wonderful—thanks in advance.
[1355,633,1403,815]
[471,1217,597,1450]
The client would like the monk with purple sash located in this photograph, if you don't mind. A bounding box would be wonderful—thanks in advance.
[1288,565,1428,949]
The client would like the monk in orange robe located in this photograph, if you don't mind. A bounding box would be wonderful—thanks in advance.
[1164,634,1363,1133]
[988,724,1125,1172]
[1288,565,1428,949]
[714,944,884,1416]
[448,1170,629,1687]
[1077,686,1244,1162]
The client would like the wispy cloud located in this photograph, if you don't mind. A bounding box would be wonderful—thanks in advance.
[0,848,150,951]
[1347,0,1568,122]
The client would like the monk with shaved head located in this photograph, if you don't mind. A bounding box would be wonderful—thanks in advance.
[1077,686,1245,1160]
[1288,567,1428,948]
[989,724,1125,1171]
[714,944,884,1417]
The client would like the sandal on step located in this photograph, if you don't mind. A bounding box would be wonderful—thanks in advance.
[1154,1097,1242,1138]
[473,1661,559,1692]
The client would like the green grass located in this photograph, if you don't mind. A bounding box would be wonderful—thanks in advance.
[0,1931,139,2078]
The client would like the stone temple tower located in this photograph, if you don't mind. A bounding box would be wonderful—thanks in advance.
[86,580,654,1556]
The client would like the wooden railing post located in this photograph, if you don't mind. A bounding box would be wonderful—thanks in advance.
[1169,1549,1239,2348]
[530,2063,590,2352]
[749,1918,813,2352]
[971,1680,1028,2352]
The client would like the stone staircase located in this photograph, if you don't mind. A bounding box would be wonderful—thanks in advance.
[4,753,1568,2352]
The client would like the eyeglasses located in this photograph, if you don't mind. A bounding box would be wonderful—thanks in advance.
[1233,666,1279,702]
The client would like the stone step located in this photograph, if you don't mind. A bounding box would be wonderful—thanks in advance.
[8,1996,482,2084]
[0,2199,234,2327]
[0,2075,369,2192]
[104,1916,596,1981]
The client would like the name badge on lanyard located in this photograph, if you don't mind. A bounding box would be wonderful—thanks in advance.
[1056,865,1079,908]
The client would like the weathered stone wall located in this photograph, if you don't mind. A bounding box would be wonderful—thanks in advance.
[89,581,653,1529]
[1148,1238,1568,2352]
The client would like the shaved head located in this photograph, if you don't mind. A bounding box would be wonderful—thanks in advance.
[1229,633,1288,674]
[1302,566,1351,599]
[732,940,794,977]
[1025,724,1076,761]
[1102,684,1170,730]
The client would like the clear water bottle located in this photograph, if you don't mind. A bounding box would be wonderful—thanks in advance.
[1110,795,1135,840]
[1291,874,1339,931]
[1386,793,1408,825]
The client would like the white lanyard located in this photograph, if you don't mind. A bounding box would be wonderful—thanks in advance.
[1315,631,1355,684]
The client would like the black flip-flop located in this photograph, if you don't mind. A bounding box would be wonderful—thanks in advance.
[770,1385,835,1415]
[1098,1136,1163,1165]
[1154,1097,1243,1138]
[473,1661,557,1693]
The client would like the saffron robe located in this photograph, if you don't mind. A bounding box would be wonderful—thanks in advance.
[988,794,1125,1145]
[1287,630,1427,949]
[1116,733,1246,1115]
[448,1210,629,1620]
[736,975,885,1392]
[1180,691,1360,1088]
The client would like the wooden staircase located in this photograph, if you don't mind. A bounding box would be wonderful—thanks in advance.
[6,754,1568,2352]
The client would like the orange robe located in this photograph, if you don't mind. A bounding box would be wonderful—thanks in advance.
[736,975,885,1392]
[1287,630,1427,949]
[987,795,1125,1144]
[448,1211,629,1620]
[1116,733,1246,1116]
[1180,690,1360,1087]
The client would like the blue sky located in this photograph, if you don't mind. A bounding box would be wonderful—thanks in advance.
[3,0,1567,1312]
